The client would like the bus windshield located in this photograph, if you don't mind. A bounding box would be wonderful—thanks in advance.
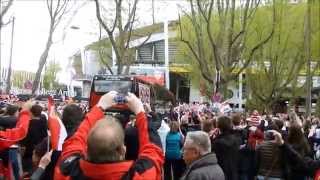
[94,80,132,94]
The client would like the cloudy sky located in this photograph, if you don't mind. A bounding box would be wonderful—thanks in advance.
[0,0,189,75]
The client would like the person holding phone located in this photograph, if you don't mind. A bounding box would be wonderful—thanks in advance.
[55,91,164,180]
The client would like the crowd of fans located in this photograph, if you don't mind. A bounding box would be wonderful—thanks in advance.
[1,92,320,179]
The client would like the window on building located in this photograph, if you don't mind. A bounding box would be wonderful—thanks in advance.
[136,40,165,64]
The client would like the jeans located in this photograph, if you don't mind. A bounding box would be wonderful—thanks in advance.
[9,148,22,180]
[164,158,185,180]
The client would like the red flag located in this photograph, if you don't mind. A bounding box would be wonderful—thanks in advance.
[47,96,67,151]
[48,96,54,116]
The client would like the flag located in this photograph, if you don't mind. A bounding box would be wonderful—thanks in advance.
[47,96,67,151]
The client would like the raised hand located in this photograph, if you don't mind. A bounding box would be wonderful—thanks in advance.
[97,91,118,110]
[126,93,144,115]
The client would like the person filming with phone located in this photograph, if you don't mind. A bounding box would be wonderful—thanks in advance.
[55,91,164,180]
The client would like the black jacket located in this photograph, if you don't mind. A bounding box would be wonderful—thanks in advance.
[281,143,320,179]
[21,117,48,158]
[212,132,241,180]
[0,116,17,130]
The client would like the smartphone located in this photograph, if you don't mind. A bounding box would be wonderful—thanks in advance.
[114,95,127,104]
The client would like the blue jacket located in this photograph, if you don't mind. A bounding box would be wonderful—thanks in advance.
[165,132,182,159]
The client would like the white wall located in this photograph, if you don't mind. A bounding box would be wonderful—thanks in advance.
[189,82,202,102]
[82,81,91,98]
[83,50,100,76]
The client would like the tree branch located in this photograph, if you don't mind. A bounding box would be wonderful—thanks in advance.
[53,0,62,19]
[179,15,213,84]
[124,0,138,32]
[235,0,276,78]
[98,23,113,75]
[0,0,14,19]
[125,0,138,49]
[94,0,112,34]
[47,0,54,18]
[198,0,222,71]
[98,50,114,75]
[53,0,69,30]
[94,0,120,65]
[226,0,236,67]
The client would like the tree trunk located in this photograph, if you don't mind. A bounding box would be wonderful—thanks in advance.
[5,17,14,94]
[305,0,312,117]
[117,61,124,75]
[98,25,113,75]
[32,28,53,95]
[124,64,130,75]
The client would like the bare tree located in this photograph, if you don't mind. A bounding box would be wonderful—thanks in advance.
[0,0,14,88]
[0,0,14,29]
[97,23,114,75]
[5,16,14,94]
[179,0,276,95]
[94,0,152,75]
[32,0,70,95]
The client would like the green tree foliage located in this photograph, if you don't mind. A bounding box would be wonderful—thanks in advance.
[316,95,320,117]
[246,1,320,111]
[310,1,320,61]
[177,0,275,98]
[87,38,113,74]
[11,71,35,89]
[43,61,61,90]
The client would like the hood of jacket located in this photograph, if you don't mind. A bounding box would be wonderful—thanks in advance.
[215,132,240,148]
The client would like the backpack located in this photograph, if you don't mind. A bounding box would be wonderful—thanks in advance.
[165,132,182,160]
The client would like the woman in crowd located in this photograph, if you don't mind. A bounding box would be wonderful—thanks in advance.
[164,121,185,180]
[255,127,286,180]
[287,123,312,180]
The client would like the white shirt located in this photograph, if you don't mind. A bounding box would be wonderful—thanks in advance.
[157,120,170,153]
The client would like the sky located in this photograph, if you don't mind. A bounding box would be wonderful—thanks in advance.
[0,0,190,77]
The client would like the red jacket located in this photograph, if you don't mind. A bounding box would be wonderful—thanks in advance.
[0,110,31,180]
[55,106,164,180]
[315,169,320,180]
[0,111,31,151]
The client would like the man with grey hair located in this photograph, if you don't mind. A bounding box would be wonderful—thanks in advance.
[56,91,164,179]
[181,131,225,180]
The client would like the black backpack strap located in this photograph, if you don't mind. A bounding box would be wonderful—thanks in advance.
[121,157,155,180]
[60,154,87,180]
